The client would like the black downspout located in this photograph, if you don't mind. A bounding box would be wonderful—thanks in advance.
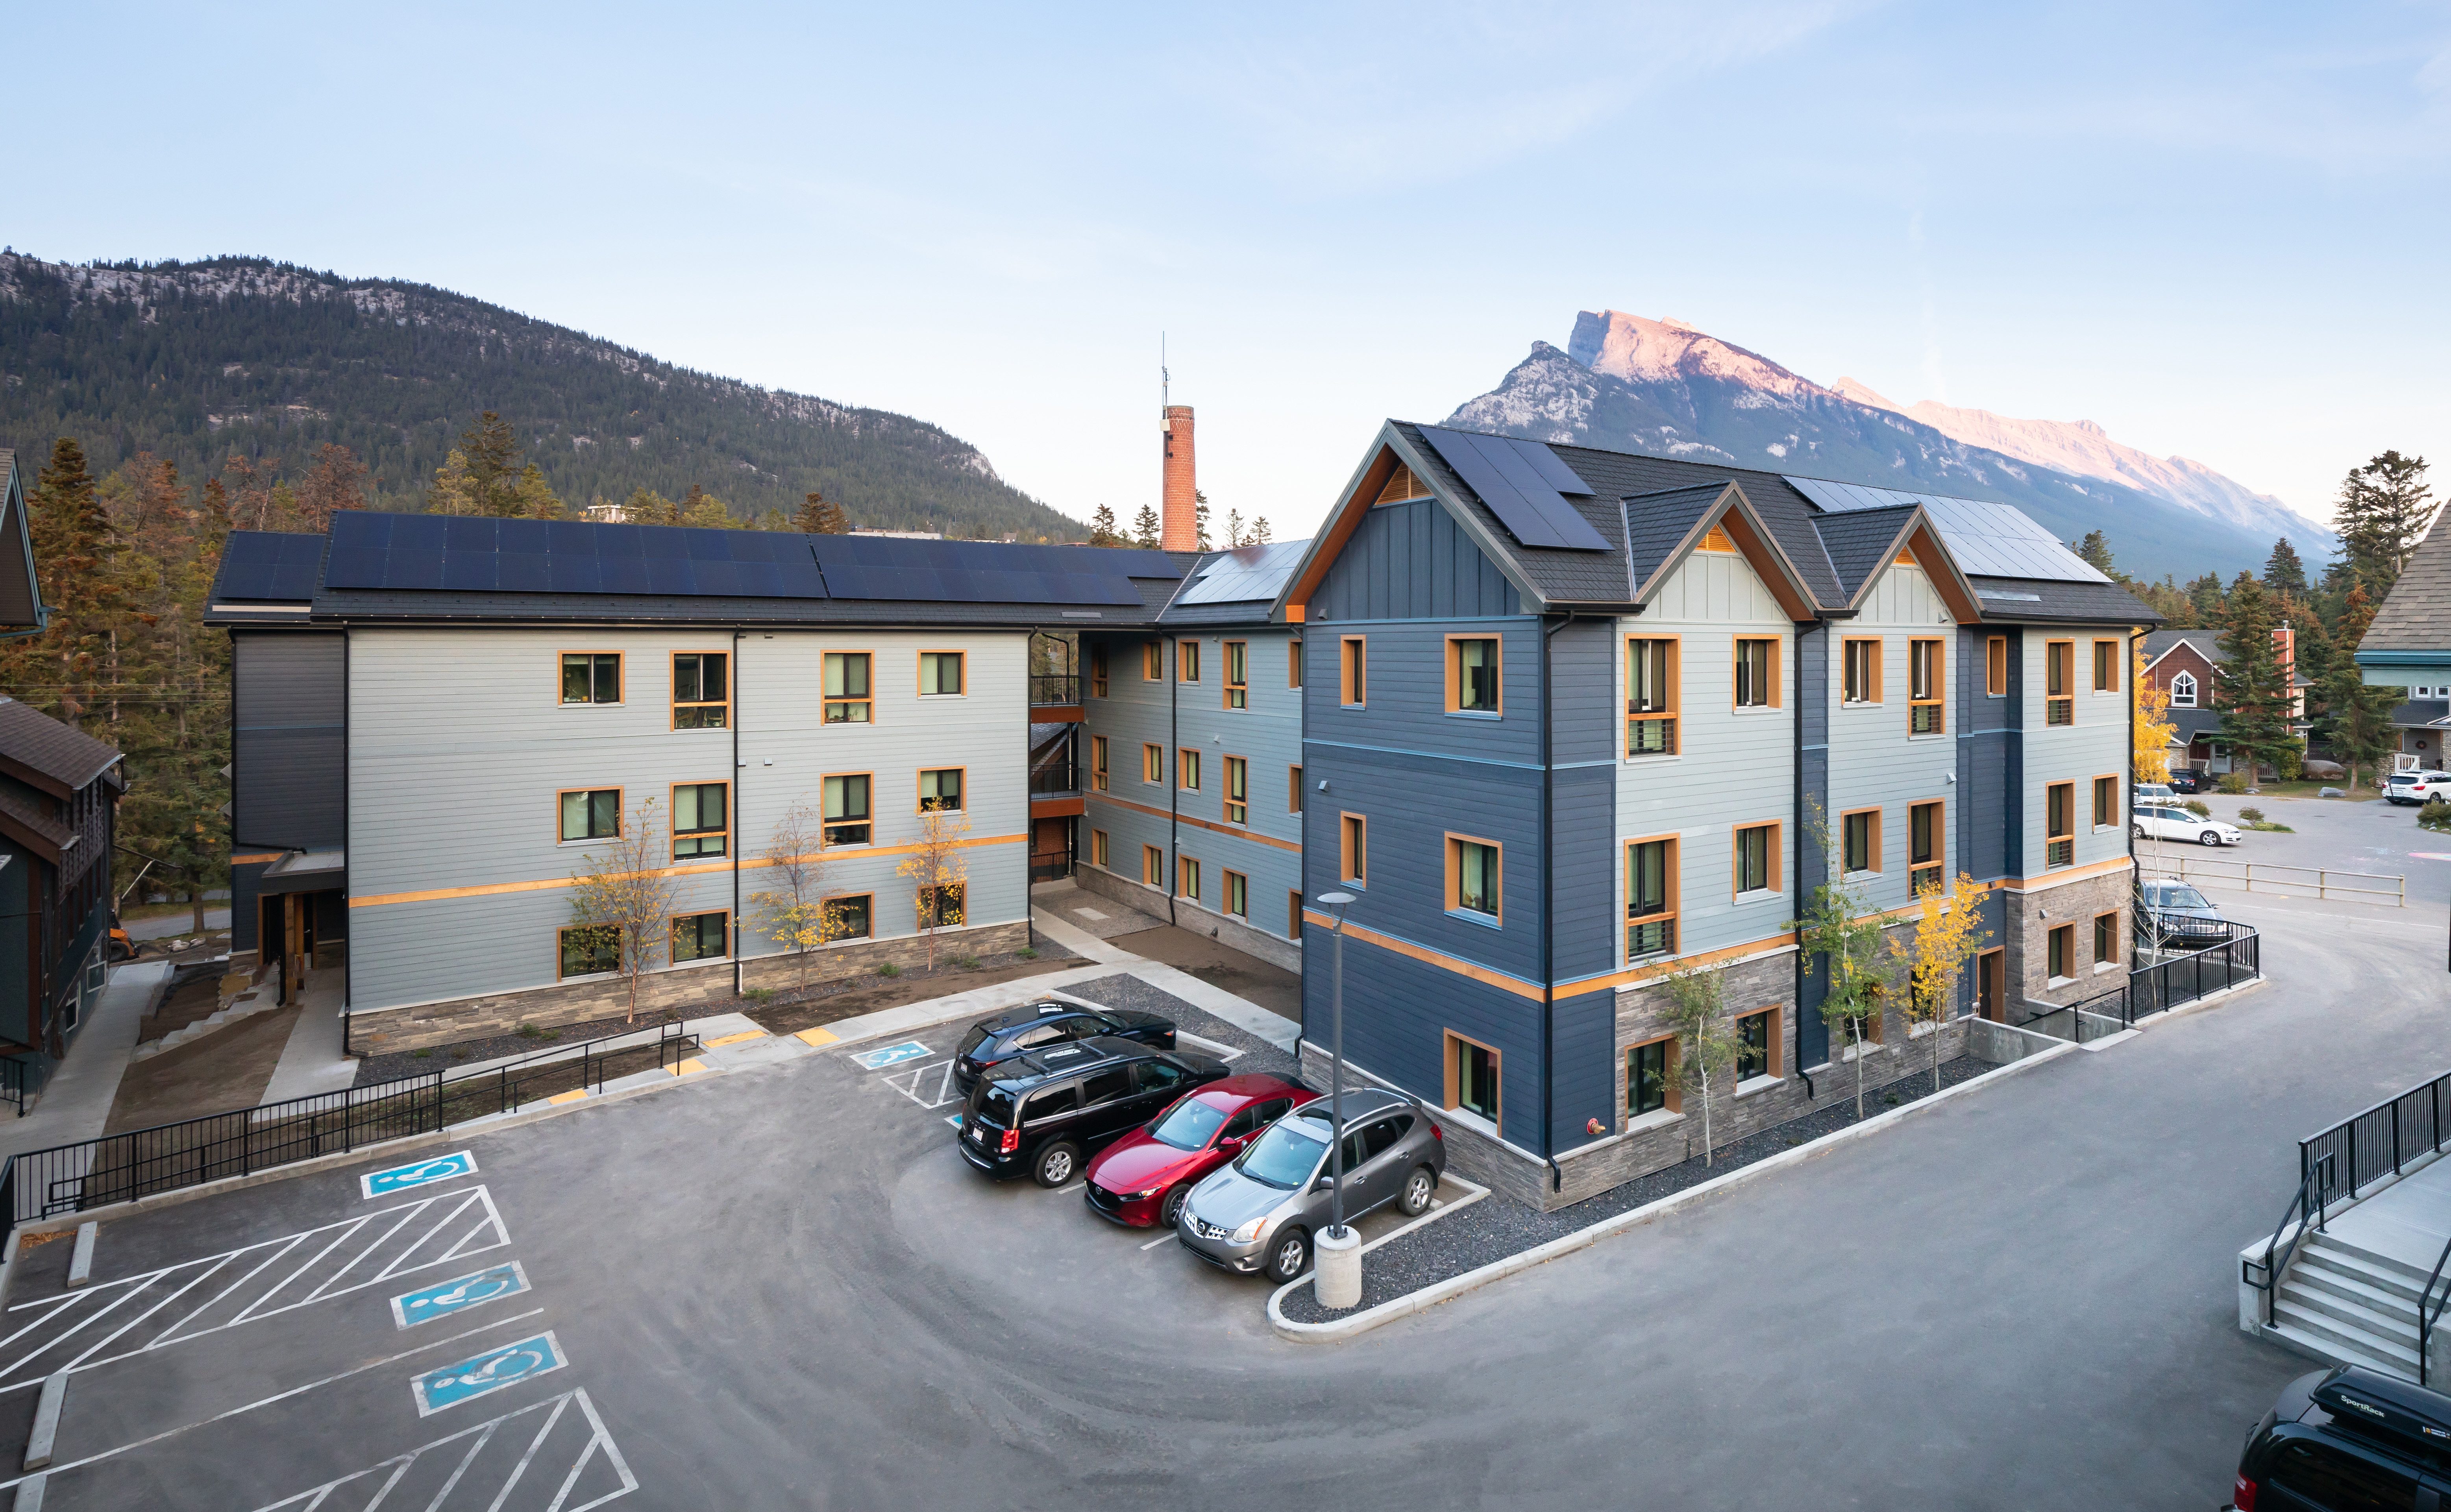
[1167,636,1180,928]
[1792,618,1812,1100]
[1541,612,1568,1194]
[732,629,743,998]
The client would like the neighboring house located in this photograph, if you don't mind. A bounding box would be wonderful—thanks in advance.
[1273,422,2158,1210]
[0,451,44,636]
[0,699,124,1110]
[2139,625,2310,775]
[205,519,1188,1053]
[2354,514,2451,767]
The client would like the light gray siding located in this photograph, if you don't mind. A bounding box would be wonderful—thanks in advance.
[2021,625,2133,876]
[1822,562,1960,918]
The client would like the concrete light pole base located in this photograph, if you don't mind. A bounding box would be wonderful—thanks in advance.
[1315,1225,1362,1309]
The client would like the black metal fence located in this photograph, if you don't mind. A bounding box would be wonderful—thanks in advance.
[2125,930,2260,1023]
[1028,673,1080,706]
[2301,1068,2451,1209]
[433,1020,696,1124]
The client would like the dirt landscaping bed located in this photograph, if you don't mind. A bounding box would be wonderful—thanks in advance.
[740,940,1082,1038]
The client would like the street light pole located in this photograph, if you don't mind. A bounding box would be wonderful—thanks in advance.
[1317,890,1356,1240]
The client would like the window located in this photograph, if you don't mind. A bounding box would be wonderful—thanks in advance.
[2169,670,2197,707]
[1340,813,1367,885]
[1447,1033,1499,1122]
[1909,800,1943,896]
[560,652,620,705]
[558,788,620,843]
[673,652,728,728]
[919,651,964,697]
[672,911,728,964]
[2046,781,2074,867]
[1224,756,1247,825]
[558,925,618,979]
[2047,923,2073,981]
[673,782,728,859]
[1733,823,1777,895]
[1143,845,1164,886]
[823,652,871,723]
[1842,808,1880,875]
[1843,638,1881,704]
[1177,640,1201,684]
[1447,835,1501,920]
[823,773,871,847]
[1340,637,1367,706]
[1909,639,1944,733]
[2094,911,2118,967]
[1628,1039,1674,1118]
[1289,891,1304,941]
[1224,640,1247,709]
[1091,736,1109,792]
[2093,639,2119,693]
[2045,641,2074,725]
[1626,837,1677,959]
[1091,829,1108,868]
[1733,638,1776,710]
[1223,869,1247,918]
[920,882,964,930]
[2092,774,2118,829]
[1449,636,1500,714]
[1288,765,1303,813]
[919,767,964,812]
[1288,641,1303,688]
[1142,743,1164,784]
[1736,1008,1777,1082]
[1178,856,1201,902]
[1142,641,1163,681]
[1090,646,1108,699]
[1626,638,1678,756]
[1178,748,1201,791]
[1985,635,2008,697]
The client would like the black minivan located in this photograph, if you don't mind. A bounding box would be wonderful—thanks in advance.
[2233,1366,2451,1510]
[958,1037,1228,1187]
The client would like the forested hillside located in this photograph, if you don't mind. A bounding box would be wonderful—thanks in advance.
[0,253,1086,540]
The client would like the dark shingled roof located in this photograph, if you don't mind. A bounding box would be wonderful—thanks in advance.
[0,698,122,795]
[1966,576,2157,625]
[2390,699,2450,730]
[1619,485,1729,597]
[1391,422,1633,604]
[2144,629,2225,665]
[2167,708,2226,744]
[1812,506,1920,602]
[2363,514,2451,654]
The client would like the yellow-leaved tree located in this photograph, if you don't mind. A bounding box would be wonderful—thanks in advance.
[567,797,682,1023]
[2134,643,2176,785]
[897,806,971,970]
[1903,872,1994,1096]
[752,800,849,994]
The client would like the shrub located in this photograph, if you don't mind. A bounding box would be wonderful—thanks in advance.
[2184,799,2212,817]
[2421,797,2451,833]
[876,961,901,978]
[740,986,777,1005]
[2276,748,2304,781]
[412,1047,432,1059]
[515,1023,545,1039]
[2238,806,2264,823]
[951,954,982,970]
[2217,772,2251,795]
[1017,946,1040,961]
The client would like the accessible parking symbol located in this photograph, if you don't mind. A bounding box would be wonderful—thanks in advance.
[390,1262,531,1329]
[850,1041,933,1071]
[411,1331,568,1416]
[361,1151,480,1198]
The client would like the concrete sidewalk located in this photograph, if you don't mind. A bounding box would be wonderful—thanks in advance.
[0,961,171,1162]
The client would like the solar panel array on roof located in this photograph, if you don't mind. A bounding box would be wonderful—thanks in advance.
[324,514,835,598]
[1417,428,1611,552]
[1173,538,1310,606]
[811,535,1164,605]
[216,532,326,600]
[1781,476,2111,584]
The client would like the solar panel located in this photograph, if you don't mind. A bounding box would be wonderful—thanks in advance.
[1175,539,1310,606]
[1417,428,1611,551]
[811,536,1152,604]
[1782,477,2112,584]
[216,532,326,600]
[1516,442,1596,496]
[321,513,834,599]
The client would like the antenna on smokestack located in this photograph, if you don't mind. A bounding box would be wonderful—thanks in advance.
[1161,332,1169,410]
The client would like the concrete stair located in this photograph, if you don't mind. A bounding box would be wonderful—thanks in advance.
[128,993,282,1062]
[2268,1232,2434,1381]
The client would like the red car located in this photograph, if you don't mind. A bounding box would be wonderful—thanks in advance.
[1082,1074,1316,1229]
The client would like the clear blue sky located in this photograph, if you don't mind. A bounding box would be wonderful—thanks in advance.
[12,2,2445,540]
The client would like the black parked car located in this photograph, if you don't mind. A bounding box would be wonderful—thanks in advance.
[951,999,1177,1096]
[2168,768,2206,794]
[2232,1366,2451,1510]
[958,1038,1229,1187]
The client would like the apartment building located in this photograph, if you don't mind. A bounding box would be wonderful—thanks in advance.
[207,518,1188,1052]
[1273,422,2157,1209]
[2353,514,2451,767]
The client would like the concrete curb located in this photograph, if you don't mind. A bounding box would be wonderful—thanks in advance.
[1264,1171,1491,1318]
[1263,1040,2079,1343]
[2131,975,2269,1030]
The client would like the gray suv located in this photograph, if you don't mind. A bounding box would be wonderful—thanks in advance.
[1176,1089,1444,1283]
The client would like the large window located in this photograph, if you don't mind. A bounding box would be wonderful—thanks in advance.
[2047,923,2074,981]
[2169,670,2198,707]
[2092,774,2118,829]
[1091,735,1109,792]
[673,782,729,859]
[559,787,620,843]
[672,911,729,964]
[1224,756,1248,825]
[2093,639,2120,693]
[823,773,871,847]
[2094,911,2119,967]
[558,925,618,979]
[1177,640,1202,684]
[1340,637,1366,706]
[1736,1008,1776,1082]
[560,652,620,705]
[919,768,964,812]
[1733,638,1775,709]
[673,652,728,729]
[1909,800,1943,896]
[823,652,871,723]
[920,883,964,931]
[2046,781,2074,867]
[1448,1033,1499,1122]
[1340,813,1367,885]
[1626,638,1678,756]
[1448,835,1501,920]
[1627,837,1677,959]
[920,651,965,697]
[1090,646,1108,699]
[2045,641,2074,725]
[829,894,872,940]
[1178,748,1201,791]
[1223,869,1247,919]
[1842,808,1880,875]
[1449,637,1500,714]
[1733,823,1776,895]
[1224,640,1247,709]
[1909,639,1944,733]
[1985,635,2008,697]
[1627,1039,1673,1118]
[1843,638,1881,704]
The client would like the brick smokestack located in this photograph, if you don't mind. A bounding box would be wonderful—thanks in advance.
[1161,405,1197,551]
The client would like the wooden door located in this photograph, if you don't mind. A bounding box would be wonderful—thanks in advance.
[1977,949,2005,1022]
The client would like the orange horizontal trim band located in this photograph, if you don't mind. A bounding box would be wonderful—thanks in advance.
[349,832,1027,909]
[1580,933,1801,994]
[1088,791,1302,852]
[231,852,284,865]
[1301,911,1545,1002]
[1994,856,2131,891]
[1030,797,1085,819]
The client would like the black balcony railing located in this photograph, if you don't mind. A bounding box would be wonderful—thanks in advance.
[1030,673,1081,706]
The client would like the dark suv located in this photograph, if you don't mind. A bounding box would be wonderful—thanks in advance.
[952,998,1176,1096]
[958,1037,1229,1187]
[2232,1366,2451,1510]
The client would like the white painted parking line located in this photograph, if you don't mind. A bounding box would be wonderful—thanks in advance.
[0,1187,511,1392]
[883,1059,961,1109]
[1173,1031,1245,1062]
[1139,1234,1174,1251]
[250,1388,637,1511]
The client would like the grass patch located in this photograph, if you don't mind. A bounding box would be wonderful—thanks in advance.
[875,962,901,978]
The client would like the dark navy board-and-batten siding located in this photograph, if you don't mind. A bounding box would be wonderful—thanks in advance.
[1959,625,2022,882]
[233,632,346,957]
[1795,622,1831,1068]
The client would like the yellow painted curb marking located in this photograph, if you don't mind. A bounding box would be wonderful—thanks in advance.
[667,1058,709,1076]
[546,1090,588,1106]
[794,1028,839,1046]
[705,1030,768,1048]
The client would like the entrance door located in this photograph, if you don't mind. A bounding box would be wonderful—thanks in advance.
[1977,949,2005,1022]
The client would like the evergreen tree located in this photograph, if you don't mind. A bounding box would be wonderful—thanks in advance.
[2263,537,2309,598]
[2336,582,2378,651]
[427,449,479,515]
[2185,572,2227,625]
[458,411,523,516]
[795,490,851,534]
[2215,572,2297,780]
[294,443,368,530]
[2333,451,2434,599]
[1194,489,1213,551]
[17,439,141,730]
[513,463,564,519]
[1224,510,1244,549]
[1087,503,1122,547]
[2074,530,2116,577]
[1249,517,1272,545]
[624,488,677,525]
[678,484,731,528]
[1131,504,1160,550]
[2323,667,2401,793]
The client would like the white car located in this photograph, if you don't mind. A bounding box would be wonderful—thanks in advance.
[2384,771,2451,806]
[2132,805,2242,846]
[2134,782,2177,806]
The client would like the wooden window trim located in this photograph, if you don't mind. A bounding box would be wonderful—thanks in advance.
[1289,890,1304,941]
[1177,638,1202,685]
[1624,832,1680,963]
[1627,1033,1682,1116]
[1842,637,1884,705]
[2092,638,2121,693]
[669,908,731,965]
[1090,735,1109,792]
[2045,640,2075,725]
[556,924,619,982]
[1141,742,1164,786]
[917,649,967,699]
[1178,747,1201,793]
[821,891,874,940]
[1444,832,1503,924]
[1985,635,2008,697]
[1625,635,1681,757]
[1839,805,1883,877]
[916,881,966,931]
[1223,867,1248,918]
[1445,634,1504,717]
[1142,641,1163,681]
[554,786,623,846]
[916,765,969,814]
[1730,636,1781,711]
[670,649,731,730]
[1731,820,1782,898]
[1909,638,1946,734]
[820,770,875,849]
[2091,772,2120,830]
[1091,829,1109,869]
[1223,754,1248,826]
[2045,780,2076,869]
[1340,812,1367,886]
[822,649,875,725]
[670,780,731,861]
[1340,636,1367,707]
[1178,854,1201,902]
[1736,1005,1784,1082]
[1443,1029,1502,1124]
[1288,640,1304,689]
[1089,646,1108,699]
[1907,799,1946,896]
[1142,844,1164,887]
[557,649,624,707]
[1223,639,1248,710]
[1288,764,1303,813]
[2047,922,2075,981]
[2094,909,2120,967]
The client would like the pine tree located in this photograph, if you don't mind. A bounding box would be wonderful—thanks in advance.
[678,484,731,529]
[2215,572,2296,781]
[1249,517,1272,545]
[2074,530,2116,577]
[624,488,676,525]
[1193,489,1212,551]
[2336,582,2378,652]
[2263,537,2309,598]
[2333,451,2435,599]
[15,439,142,731]
[1131,504,1160,549]
[458,411,523,516]
[513,463,564,519]
[795,491,850,533]
[294,443,369,529]
[1088,504,1122,547]
[2185,572,2227,626]
[1224,510,1244,549]
[427,449,479,515]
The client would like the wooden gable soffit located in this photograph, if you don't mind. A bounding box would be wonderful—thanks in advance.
[1635,482,1817,622]
[1276,425,1541,623]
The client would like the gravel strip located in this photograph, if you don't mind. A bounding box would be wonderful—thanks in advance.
[1278,1055,1993,1322]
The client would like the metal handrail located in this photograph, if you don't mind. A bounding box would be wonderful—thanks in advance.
[2299,1065,2451,1208]
[2420,1229,2451,1386]
[2249,1153,2338,1325]
[2126,928,2260,1024]
[438,1019,696,1121]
